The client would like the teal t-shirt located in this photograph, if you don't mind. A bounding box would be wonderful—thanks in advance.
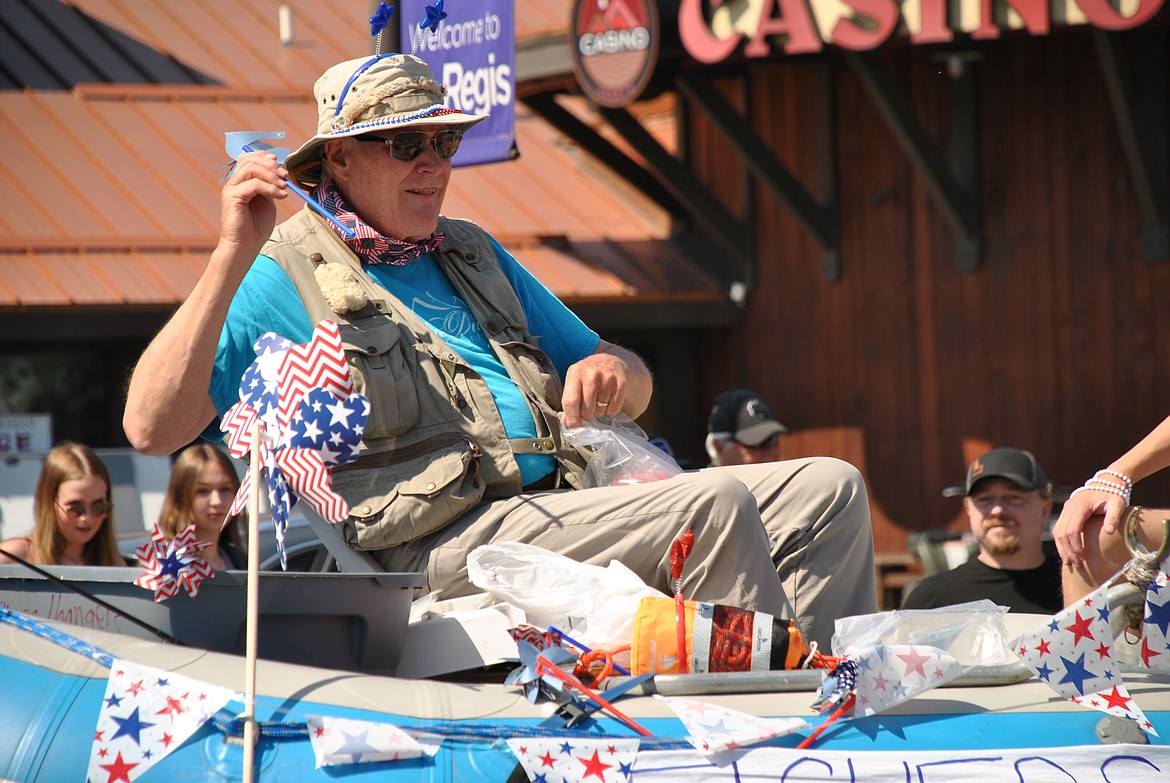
[208,236,599,485]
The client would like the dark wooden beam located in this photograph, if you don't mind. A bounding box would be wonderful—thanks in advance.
[522,92,690,224]
[1094,29,1169,261]
[674,70,839,269]
[599,104,751,264]
[843,52,981,269]
[950,58,981,272]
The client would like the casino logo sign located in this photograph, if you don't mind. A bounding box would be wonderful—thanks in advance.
[570,0,660,107]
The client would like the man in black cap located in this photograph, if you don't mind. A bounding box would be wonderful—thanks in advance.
[705,388,789,467]
[902,447,1062,613]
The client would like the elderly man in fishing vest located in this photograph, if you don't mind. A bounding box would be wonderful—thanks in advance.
[122,52,876,650]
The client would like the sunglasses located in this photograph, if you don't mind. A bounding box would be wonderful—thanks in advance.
[352,129,464,161]
[57,499,113,518]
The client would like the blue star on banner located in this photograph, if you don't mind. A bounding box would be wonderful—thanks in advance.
[506,737,639,783]
[87,659,238,782]
[222,320,369,569]
[1015,573,1157,735]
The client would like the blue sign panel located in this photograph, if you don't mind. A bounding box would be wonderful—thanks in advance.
[400,0,516,167]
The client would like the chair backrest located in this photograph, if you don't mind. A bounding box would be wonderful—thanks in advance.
[908,530,978,576]
[297,505,384,573]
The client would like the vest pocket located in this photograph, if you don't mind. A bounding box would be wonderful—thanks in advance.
[497,341,561,402]
[335,437,486,550]
[338,320,420,439]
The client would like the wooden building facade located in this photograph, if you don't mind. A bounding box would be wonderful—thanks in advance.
[547,3,1170,552]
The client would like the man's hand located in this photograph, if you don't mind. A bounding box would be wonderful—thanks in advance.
[219,151,289,259]
[561,341,652,428]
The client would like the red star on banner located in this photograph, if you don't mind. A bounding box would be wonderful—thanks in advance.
[1100,686,1133,711]
[1141,637,1162,669]
[1035,638,1052,656]
[156,694,188,719]
[896,647,932,678]
[1094,642,1112,660]
[98,751,138,783]
[1064,611,1096,646]
[539,750,558,768]
[579,749,613,780]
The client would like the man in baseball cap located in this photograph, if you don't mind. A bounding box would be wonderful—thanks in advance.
[705,388,789,466]
[903,447,1061,613]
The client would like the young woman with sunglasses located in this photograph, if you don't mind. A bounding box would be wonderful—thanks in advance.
[0,442,124,566]
[156,444,246,571]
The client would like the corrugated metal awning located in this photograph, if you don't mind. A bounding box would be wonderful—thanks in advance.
[0,0,727,320]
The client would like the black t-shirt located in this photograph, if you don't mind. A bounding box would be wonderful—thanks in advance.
[901,554,1063,614]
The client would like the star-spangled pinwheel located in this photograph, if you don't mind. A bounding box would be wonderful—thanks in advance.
[221,319,369,569]
[134,525,214,602]
[506,639,578,704]
[1015,572,1158,735]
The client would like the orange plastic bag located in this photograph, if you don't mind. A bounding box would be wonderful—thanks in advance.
[630,596,809,675]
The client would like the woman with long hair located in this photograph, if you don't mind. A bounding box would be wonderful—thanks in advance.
[0,442,124,566]
[157,444,246,570]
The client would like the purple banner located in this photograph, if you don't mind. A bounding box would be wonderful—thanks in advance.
[400,0,516,167]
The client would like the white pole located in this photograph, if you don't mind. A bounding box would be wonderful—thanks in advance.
[242,420,261,782]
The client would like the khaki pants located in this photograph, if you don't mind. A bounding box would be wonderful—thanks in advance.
[374,457,876,650]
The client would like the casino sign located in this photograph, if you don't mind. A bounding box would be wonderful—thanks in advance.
[569,0,665,107]
[570,0,1166,105]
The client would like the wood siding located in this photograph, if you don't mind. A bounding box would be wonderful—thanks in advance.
[688,31,1170,553]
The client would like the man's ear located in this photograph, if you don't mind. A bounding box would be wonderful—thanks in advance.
[323,139,351,182]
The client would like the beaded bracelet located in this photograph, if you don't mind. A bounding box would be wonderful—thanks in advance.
[1083,478,1129,495]
[1093,468,1134,491]
[1069,483,1131,503]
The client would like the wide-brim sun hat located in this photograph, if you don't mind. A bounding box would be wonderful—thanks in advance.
[285,53,488,187]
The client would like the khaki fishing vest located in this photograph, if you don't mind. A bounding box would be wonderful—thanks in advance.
[263,207,587,550]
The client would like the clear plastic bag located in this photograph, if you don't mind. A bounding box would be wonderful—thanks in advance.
[561,413,683,488]
[830,599,1015,666]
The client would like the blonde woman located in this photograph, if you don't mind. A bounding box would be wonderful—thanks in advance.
[157,444,246,570]
[0,442,124,566]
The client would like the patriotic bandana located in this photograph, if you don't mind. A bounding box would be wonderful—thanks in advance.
[315,177,444,266]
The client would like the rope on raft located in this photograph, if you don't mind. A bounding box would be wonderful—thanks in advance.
[0,607,694,749]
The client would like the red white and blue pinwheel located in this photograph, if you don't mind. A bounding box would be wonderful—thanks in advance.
[221,319,368,569]
[134,525,214,602]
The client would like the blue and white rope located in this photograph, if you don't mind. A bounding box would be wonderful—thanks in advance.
[1,608,692,749]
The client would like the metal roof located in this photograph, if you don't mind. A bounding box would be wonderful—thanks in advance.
[0,0,720,312]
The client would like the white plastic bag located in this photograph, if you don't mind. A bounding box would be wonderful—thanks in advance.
[466,541,668,649]
[561,413,683,488]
